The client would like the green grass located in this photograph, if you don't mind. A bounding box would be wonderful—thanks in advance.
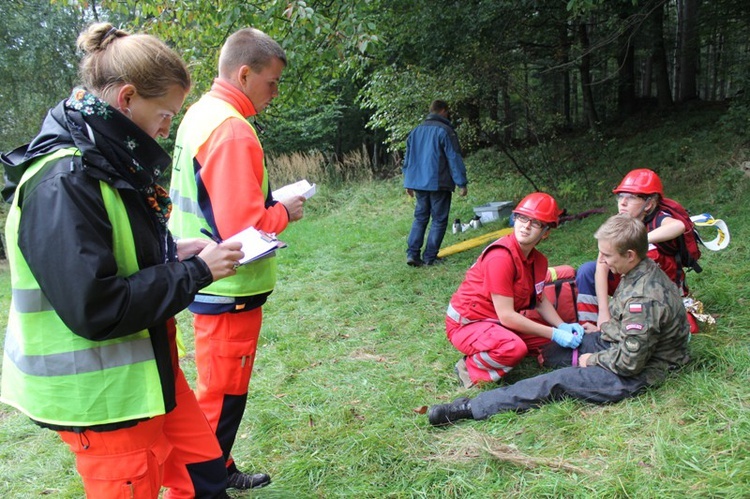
[1,104,749,497]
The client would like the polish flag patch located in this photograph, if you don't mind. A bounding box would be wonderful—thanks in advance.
[629,303,643,313]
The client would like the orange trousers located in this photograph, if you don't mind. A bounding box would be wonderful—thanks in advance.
[193,308,262,471]
[58,369,226,499]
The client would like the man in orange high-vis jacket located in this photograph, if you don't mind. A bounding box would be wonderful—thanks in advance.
[169,27,305,492]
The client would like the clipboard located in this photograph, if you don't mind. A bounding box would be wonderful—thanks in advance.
[224,226,287,265]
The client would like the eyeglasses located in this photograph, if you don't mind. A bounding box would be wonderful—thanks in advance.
[616,193,648,203]
[514,214,546,229]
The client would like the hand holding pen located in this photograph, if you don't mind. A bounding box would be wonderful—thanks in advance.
[197,227,244,279]
[200,227,223,244]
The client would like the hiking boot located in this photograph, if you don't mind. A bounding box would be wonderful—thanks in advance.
[454,357,475,389]
[428,397,474,426]
[227,470,271,490]
[407,256,424,267]
[424,257,445,266]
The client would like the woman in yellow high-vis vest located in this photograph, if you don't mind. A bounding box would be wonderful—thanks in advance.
[0,23,244,499]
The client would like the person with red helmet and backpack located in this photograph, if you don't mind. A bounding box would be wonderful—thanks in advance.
[445,193,584,389]
[576,168,700,332]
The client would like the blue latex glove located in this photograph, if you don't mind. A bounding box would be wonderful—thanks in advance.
[557,322,585,336]
[552,328,583,349]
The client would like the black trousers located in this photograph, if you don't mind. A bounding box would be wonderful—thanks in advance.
[470,332,649,420]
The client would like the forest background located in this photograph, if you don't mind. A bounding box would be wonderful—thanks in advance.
[0,0,748,497]
[2,0,750,179]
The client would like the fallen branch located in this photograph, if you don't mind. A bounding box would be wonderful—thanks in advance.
[480,438,592,475]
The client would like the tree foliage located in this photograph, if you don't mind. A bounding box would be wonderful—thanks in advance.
[0,0,89,151]
[2,0,749,180]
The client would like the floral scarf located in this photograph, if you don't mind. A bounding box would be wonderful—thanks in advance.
[65,88,172,231]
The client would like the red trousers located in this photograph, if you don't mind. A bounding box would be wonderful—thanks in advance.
[193,308,262,470]
[447,317,551,384]
[58,369,226,499]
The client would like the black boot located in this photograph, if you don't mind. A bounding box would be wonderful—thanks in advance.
[227,470,271,490]
[428,397,474,426]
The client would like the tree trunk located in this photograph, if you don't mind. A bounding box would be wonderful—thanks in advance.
[559,21,573,130]
[503,86,512,144]
[641,58,652,98]
[711,32,723,101]
[676,0,700,102]
[651,2,673,108]
[578,20,599,128]
[488,82,500,145]
[524,65,532,142]
[617,5,637,117]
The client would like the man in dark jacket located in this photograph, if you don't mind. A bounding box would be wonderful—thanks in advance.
[428,214,691,426]
[403,100,468,266]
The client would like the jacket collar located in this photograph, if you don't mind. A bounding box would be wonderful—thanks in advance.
[623,257,654,280]
[208,78,257,118]
[424,113,453,128]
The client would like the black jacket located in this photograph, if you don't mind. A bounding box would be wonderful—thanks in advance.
[2,95,213,431]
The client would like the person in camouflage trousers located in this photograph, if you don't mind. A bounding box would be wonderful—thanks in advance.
[428,214,691,426]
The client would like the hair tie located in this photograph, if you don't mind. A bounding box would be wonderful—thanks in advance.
[103,26,119,42]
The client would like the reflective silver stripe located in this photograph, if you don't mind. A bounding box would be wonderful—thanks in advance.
[476,351,514,373]
[576,293,598,305]
[170,189,205,219]
[12,289,52,313]
[4,333,154,377]
[447,303,473,325]
[471,353,506,382]
[193,294,235,304]
[578,312,598,322]
[447,303,502,327]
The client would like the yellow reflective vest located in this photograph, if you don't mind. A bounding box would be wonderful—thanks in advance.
[169,95,276,298]
[1,148,165,427]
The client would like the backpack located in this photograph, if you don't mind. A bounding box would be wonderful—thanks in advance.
[657,198,702,273]
[521,265,578,325]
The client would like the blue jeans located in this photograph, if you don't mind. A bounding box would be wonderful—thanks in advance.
[406,189,452,263]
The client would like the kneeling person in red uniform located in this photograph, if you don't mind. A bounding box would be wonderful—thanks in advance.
[445,193,584,389]
[429,214,691,426]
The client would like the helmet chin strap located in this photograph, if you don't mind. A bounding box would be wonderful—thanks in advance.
[637,195,656,219]
[532,225,550,245]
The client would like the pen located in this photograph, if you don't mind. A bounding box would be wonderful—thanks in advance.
[200,227,223,244]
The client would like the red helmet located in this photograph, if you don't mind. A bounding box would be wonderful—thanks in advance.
[513,192,562,228]
[613,169,664,196]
